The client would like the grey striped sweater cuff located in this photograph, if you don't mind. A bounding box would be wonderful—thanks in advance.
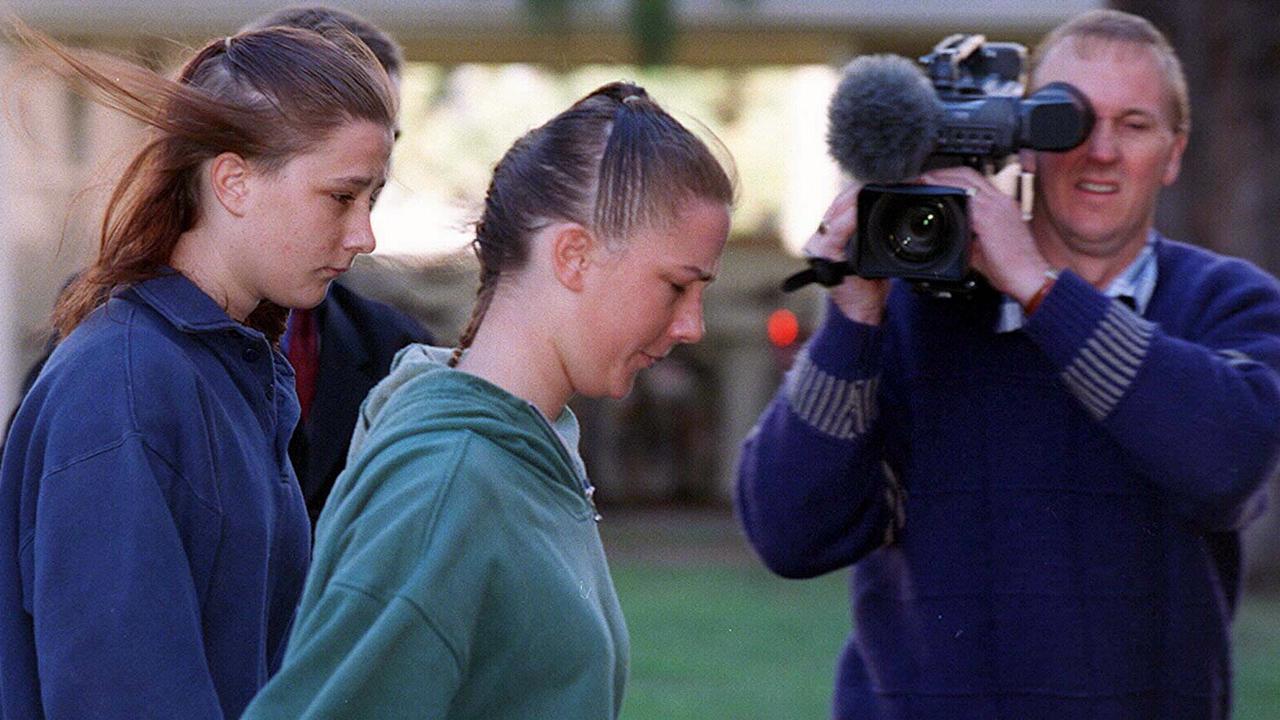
[784,350,879,440]
[1061,301,1155,420]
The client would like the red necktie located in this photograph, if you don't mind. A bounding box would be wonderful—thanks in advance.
[287,308,318,423]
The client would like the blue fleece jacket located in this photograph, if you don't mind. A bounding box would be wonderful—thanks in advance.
[0,272,311,719]
[737,236,1280,719]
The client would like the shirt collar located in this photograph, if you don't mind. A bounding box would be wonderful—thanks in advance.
[128,268,256,336]
[995,230,1158,333]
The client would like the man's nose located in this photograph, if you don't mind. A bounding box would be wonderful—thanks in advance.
[1085,122,1120,163]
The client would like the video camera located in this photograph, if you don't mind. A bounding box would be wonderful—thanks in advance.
[784,34,1095,296]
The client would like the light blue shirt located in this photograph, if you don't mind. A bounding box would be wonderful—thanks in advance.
[995,231,1158,333]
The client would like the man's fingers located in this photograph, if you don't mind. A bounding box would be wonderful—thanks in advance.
[804,185,861,260]
[989,162,1022,197]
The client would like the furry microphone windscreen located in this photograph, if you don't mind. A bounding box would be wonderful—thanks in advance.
[826,54,943,184]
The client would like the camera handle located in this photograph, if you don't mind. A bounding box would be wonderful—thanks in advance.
[780,257,856,293]
[781,258,987,298]
[988,161,1035,220]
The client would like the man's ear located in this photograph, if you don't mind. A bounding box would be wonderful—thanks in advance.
[549,222,598,292]
[1162,131,1189,187]
[208,152,253,217]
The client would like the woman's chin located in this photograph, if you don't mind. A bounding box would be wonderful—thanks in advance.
[607,374,639,401]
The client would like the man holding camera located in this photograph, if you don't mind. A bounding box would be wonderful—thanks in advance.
[737,9,1280,719]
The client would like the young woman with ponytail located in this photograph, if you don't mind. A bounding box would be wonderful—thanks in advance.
[243,81,735,719]
[0,26,396,719]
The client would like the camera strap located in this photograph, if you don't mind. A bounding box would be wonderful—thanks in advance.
[781,257,856,293]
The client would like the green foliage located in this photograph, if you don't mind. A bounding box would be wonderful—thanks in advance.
[524,0,572,31]
[523,0,759,65]
[630,0,676,66]
[388,63,819,256]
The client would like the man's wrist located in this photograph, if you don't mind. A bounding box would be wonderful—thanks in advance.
[1020,268,1060,315]
[832,294,885,326]
[830,282,886,326]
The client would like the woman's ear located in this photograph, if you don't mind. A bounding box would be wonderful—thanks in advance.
[549,222,598,292]
[208,152,253,217]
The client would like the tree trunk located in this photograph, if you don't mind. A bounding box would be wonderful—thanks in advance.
[1113,0,1280,271]
[1112,0,1280,588]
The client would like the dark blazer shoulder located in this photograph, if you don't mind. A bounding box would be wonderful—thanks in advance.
[296,282,433,513]
[325,282,432,358]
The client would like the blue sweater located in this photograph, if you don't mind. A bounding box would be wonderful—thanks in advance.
[737,236,1280,719]
[0,272,311,719]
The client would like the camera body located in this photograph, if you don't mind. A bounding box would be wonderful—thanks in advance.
[850,35,1094,291]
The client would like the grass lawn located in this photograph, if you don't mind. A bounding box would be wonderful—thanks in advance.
[1233,594,1280,720]
[611,561,1280,720]
[613,563,846,719]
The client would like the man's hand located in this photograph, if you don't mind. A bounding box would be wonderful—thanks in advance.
[805,183,890,325]
[921,166,1054,306]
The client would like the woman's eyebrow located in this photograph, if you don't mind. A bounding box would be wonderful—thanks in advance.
[678,265,716,282]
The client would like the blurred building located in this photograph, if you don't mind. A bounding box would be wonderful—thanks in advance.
[8,1,1100,64]
[0,0,1100,481]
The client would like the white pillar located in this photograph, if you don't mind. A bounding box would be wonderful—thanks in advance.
[780,65,841,257]
[0,251,18,424]
[714,339,781,501]
[0,43,18,422]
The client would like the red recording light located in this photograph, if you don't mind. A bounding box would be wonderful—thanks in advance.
[766,309,800,348]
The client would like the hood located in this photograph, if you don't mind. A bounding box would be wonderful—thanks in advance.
[347,344,450,455]
[347,344,588,489]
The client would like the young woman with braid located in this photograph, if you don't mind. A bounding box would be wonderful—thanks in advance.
[243,81,735,719]
[0,25,396,719]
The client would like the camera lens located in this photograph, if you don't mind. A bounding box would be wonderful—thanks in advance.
[855,185,969,281]
[888,200,949,263]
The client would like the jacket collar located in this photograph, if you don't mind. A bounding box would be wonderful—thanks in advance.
[128,268,257,337]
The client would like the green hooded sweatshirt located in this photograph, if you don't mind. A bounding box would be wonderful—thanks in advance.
[242,346,629,719]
